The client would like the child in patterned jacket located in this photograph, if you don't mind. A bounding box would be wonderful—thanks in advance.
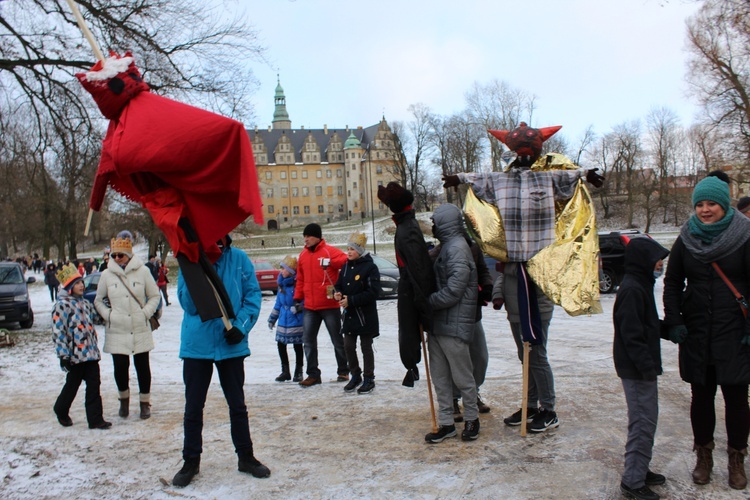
[52,264,111,429]
[268,256,304,382]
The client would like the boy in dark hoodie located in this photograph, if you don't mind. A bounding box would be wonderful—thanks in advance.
[613,236,670,500]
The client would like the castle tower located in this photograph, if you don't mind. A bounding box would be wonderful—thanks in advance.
[272,75,291,130]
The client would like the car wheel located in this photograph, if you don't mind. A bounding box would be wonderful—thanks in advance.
[600,269,617,294]
[19,309,34,329]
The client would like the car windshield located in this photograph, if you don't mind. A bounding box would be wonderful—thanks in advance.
[0,266,24,284]
[371,256,397,269]
[254,262,273,271]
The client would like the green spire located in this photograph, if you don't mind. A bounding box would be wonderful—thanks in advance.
[272,75,290,127]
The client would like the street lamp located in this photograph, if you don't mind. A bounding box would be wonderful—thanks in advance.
[361,145,377,254]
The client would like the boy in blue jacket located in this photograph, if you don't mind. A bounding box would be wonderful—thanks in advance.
[613,236,670,500]
[172,235,270,487]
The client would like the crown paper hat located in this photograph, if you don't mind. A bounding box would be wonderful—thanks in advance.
[56,264,83,290]
[110,236,134,257]
[347,232,368,255]
[488,122,562,159]
[280,255,298,274]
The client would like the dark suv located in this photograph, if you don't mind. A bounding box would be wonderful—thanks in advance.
[0,262,35,328]
[598,230,642,294]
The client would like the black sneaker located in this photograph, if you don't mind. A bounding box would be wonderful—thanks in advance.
[477,396,491,414]
[344,374,362,392]
[357,377,375,394]
[173,457,200,487]
[238,455,271,478]
[461,419,480,441]
[425,425,457,444]
[528,408,559,433]
[453,398,463,422]
[645,471,666,486]
[503,407,538,426]
[620,482,660,500]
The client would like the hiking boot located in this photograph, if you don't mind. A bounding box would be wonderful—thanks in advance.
[140,402,151,420]
[425,425,457,444]
[645,470,666,486]
[620,482,660,500]
[692,441,714,485]
[299,376,321,387]
[357,377,375,394]
[477,395,491,414]
[173,457,200,487]
[119,397,129,418]
[293,366,304,382]
[336,373,350,382]
[238,455,271,478]
[503,407,539,426]
[55,413,73,427]
[89,420,112,430]
[529,408,559,433]
[728,447,747,490]
[461,419,480,441]
[453,398,463,422]
[344,373,362,392]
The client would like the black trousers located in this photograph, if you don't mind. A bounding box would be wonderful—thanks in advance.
[691,366,750,450]
[112,352,151,395]
[181,356,254,460]
[54,360,105,426]
[277,342,303,368]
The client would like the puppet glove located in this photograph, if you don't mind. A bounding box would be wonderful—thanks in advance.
[224,326,244,345]
[586,168,605,188]
[668,325,688,344]
[442,174,460,189]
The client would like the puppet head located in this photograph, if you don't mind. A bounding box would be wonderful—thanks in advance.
[377,182,414,213]
[75,52,150,120]
[488,122,562,166]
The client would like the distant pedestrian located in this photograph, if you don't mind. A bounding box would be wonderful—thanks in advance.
[261,239,265,249]
[44,263,60,302]
[291,237,295,248]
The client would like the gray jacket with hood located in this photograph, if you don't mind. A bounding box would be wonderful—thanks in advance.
[428,204,478,343]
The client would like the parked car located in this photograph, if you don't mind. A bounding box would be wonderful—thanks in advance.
[0,262,35,329]
[253,260,281,294]
[83,271,101,304]
[370,255,399,299]
[598,230,642,294]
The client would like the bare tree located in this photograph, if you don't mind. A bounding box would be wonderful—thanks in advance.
[645,106,682,223]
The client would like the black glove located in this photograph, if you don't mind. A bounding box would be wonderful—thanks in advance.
[442,174,460,189]
[668,325,687,344]
[478,284,493,305]
[493,298,505,310]
[586,168,605,188]
[60,358,72,372]
[224,326,244,345]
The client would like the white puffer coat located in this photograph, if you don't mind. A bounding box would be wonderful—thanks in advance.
[95,254,161,355]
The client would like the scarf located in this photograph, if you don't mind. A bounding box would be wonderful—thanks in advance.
[681,210,750,263]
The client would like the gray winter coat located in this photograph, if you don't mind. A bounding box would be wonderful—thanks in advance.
[428,204,478,343]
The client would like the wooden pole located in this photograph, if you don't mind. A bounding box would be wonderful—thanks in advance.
[420,325,438,433]
[520,341,530,437]
[64,0,105,236]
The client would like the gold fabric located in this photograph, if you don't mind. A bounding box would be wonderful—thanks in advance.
[527,180,602,316]
[463,187,508,262]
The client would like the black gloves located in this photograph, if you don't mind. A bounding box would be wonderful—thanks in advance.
[493,298,505,310]
[668,325,688,344]
[586,168,605,188]
[60,358,72,372]
[442,174,460,189]
[478,284,493,305]
[224,326,244,345]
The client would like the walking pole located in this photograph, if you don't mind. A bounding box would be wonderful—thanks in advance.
[419,324,438,433]
[520,341,530,437]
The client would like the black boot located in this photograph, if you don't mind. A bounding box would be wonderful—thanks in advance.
[293,365,303,383]
[275,364,291,382]
[119,398,129,418]
[238,453,271,478]
[173,456,200,487]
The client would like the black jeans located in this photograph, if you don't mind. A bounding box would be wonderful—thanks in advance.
[112,352,151,395]
[691,365,750,450]
[54,360,105,426]
[344,333,375,378]
[181,356,254,459]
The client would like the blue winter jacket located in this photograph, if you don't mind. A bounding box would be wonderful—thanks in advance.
[177,246,261,360]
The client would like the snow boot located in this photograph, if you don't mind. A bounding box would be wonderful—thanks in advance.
[118,390,130,418]
[728,447,748,490]
[238,453,271,478]
[275,364,291,382]
[173,456,200,487]
[693,441,714,485]
[139,394,151,419]
[293,365,304,383]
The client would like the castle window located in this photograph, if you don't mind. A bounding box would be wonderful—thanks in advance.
[304,206,310,214]
[280,171,287,179]
[293,206,299,215]
[291,171,297,179]
[315,186,322,196]
[281,188,288,197]
[265,171,272,180]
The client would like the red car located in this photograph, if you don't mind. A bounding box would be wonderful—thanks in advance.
[253,260,280,294]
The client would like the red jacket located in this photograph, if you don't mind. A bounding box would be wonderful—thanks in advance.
[293,239,347,311]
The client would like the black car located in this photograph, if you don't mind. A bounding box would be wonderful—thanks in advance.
[83,272,102,304]
[370,255,399,299]
[0,262,35,329]
[598,230,642,294]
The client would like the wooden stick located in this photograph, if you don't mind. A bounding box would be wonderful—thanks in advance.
[83,208,94,237]
[209,276,233,331]
[521,341,530,437]
[420,325,438,434]
[64,0,105,61]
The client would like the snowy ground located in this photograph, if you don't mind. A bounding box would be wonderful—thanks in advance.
[0,257,746,499]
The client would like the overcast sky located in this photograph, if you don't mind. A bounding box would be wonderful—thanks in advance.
[240,0,701,144]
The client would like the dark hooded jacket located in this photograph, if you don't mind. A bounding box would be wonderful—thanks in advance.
[428,204,478,343]
[336,252,381,337]
[613,237,670,380]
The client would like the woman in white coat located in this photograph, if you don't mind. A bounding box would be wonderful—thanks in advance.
[95,231,160,420]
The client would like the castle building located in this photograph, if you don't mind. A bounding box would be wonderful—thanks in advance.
[249,78,402,230]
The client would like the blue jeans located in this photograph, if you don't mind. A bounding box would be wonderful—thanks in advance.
[303,308,348,378]
[510,320,555,411]
[181,356,253,459]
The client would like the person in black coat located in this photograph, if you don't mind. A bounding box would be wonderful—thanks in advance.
[378,182,436,387]
[663,176,750,490]
[334,232,381,394]
[613,236,670,499]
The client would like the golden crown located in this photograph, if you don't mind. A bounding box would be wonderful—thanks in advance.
[56,264,82,288]
[348,232,367,249]
[281,255,298,270]
[110,237,133,256]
